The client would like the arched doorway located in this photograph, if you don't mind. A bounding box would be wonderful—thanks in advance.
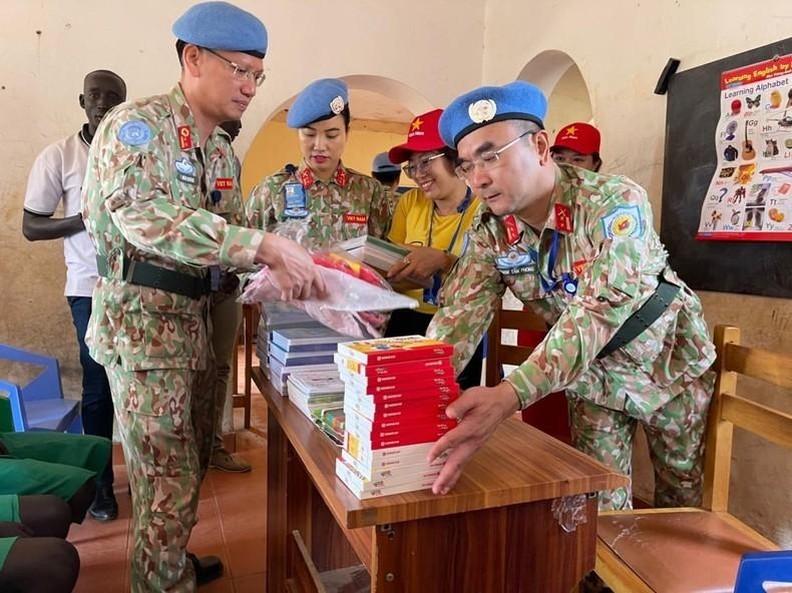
[517,50,593,140]
[241,76,431,195]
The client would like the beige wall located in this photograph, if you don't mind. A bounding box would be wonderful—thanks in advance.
[484,0,792,545]
[0,0,485,392]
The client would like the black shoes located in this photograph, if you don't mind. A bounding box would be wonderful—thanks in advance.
[88,484,119,522]
[187,552,224,586]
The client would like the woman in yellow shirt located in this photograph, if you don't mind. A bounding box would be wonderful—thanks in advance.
[384,108,483,388]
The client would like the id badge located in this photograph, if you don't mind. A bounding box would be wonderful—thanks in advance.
[283,182,309,218]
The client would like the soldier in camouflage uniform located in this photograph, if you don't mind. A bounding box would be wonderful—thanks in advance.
[81,4,323,591]
[245,78,392,247]
[426,82,716,512]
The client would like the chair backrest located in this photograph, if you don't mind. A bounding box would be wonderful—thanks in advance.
[484,298,548,387]
[702,325,792,513]
[0,343,64,402]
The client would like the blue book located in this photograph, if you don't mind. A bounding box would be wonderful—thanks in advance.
[271,327,349,353]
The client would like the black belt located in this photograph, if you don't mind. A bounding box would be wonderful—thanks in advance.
[597,278,680,359]
[96,255,210,300]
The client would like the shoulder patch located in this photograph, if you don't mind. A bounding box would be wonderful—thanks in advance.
[117,121,152,146]
[600,205,644,239]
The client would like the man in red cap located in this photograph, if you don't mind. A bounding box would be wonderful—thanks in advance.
[550,122,602,172]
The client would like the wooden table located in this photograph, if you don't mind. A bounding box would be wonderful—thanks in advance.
[255,367,627,593]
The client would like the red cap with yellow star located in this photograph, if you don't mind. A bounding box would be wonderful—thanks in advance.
[551,122,601,156]
[388,108,445,163]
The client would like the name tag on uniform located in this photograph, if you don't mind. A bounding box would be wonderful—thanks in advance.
[283,182,309,218]
[344,213,368,225]
[495,249,536,275]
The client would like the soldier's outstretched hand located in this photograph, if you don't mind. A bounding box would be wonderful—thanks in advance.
[255,234,326,300]
[427,382,521,495]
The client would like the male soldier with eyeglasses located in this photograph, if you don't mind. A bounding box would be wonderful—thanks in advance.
[426,82,715,520]
[81,3,324,590]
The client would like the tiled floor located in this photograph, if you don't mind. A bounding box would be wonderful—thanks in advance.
[70,355,269,593]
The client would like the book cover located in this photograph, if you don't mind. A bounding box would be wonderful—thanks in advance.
[336,336,453,366]
[343,381,460,402]
[343,389,456,420]
[340,446,448,479]
[344,406,457,436]
[287,370,345,395]
[338,364,456,388]
[335,457,440,499]
[269,348,336,367]
[271,326,350,352]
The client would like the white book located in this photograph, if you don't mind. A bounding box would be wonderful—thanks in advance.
[335,457,438,499]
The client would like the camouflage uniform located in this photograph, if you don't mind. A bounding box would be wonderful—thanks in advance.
[82,84,265,592]
[428,164,716,510]
[244,161,392,247]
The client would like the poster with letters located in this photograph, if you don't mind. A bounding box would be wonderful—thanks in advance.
[697,54,792,241]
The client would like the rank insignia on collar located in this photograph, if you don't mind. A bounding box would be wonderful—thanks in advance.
[502,214,521,245]
[178,125,193,150]
[554,203,573,233]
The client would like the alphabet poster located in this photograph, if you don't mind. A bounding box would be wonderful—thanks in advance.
[697,54,792,241]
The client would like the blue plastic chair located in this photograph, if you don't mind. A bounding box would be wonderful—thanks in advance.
[0,343,82,433]
[735,551,792,592]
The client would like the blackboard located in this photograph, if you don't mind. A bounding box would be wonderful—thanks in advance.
[661,37,792,298]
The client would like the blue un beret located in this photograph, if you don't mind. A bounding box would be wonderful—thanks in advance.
[173,1,268,58]
[439,81,548,149]
[372,152,400,174]
[287,79,349,129]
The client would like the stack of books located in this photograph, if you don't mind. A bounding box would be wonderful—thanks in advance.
[334,335,458,499]
[287,370,346,444]
[268,326,349,394]
[256,303,320,377]
[337,235,431,290]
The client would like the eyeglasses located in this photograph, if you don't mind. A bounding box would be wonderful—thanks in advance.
[402,153,445,179]
[204,48,266,87]
[454,130,534,180]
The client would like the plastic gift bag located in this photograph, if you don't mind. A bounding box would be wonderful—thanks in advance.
[240,249,417,338]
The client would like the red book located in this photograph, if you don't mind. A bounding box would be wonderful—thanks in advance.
[340,366,457,390]
[345,407,457,436]
[337,335,453,365]
[345,382,459,404]
[345,428,448,451]
[344,390,457,422]
[337,354,453,378]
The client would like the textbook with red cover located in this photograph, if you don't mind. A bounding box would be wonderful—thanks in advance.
[337,335,453,366]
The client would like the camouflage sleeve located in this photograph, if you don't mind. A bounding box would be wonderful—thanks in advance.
[100,115,265,270]
[367,179,392,239]
[505,183,654,408]
[426,225,505,374]
[244,178,278,231]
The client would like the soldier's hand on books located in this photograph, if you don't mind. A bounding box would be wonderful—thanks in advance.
[255,234,327,300]
[427,382,521,495]
[387,246,448,282]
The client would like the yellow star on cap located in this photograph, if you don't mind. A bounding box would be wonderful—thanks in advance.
[564,125,577,136]
[411,117,424,132]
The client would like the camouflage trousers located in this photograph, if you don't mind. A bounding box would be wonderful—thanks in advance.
[569,369,715,511]
[106,360,216,593]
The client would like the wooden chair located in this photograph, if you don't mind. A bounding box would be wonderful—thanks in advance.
[595,325,785,593]
[485,298,572,444]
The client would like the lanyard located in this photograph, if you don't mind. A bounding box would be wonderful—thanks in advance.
[427,188,472,254]
[539,228,577,295]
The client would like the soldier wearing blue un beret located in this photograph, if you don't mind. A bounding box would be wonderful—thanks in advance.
[426,81,717,532]
[81,3,327,590]
[245,78,392,248]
